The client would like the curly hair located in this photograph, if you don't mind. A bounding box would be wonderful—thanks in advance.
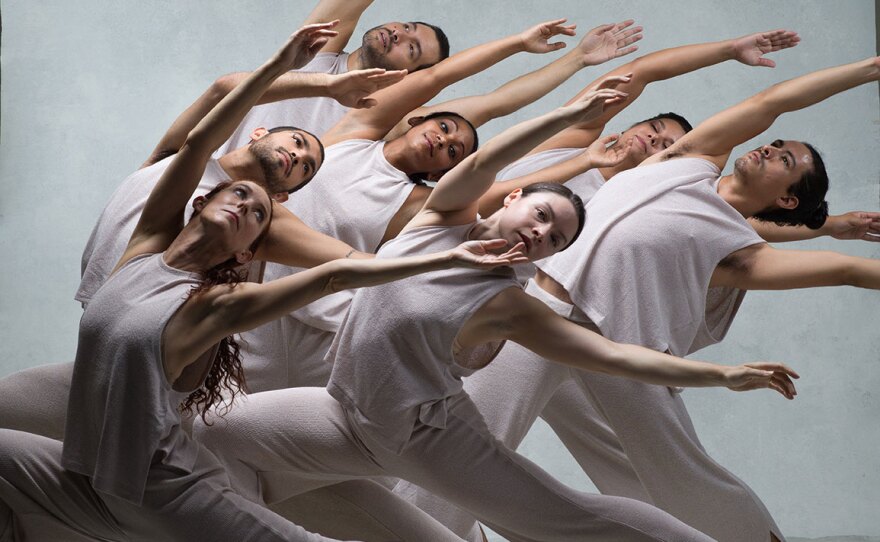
[178,180,272,424]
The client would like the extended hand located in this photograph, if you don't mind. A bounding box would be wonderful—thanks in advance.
[825,211,880,242]
[577,20,642,66]
[725,362,799,399]
[328,68,408,108]
[520,19,577,54]
[561,75,630,123]
[274,21,340,71]
[733,29,800,68]
[450,239,529,269]
[582,133,633,168]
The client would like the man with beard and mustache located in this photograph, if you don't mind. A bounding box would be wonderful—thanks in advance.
[215,0,450,156]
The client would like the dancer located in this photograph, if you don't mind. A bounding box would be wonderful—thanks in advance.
[193,86,799,542]
[0,23,524,542]
[403,54,880,542]
[215,0,451,155]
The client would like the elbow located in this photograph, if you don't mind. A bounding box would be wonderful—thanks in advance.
[212,73,238,98]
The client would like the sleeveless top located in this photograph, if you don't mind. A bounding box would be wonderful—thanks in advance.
[77,157,228,307]
[268,138,416,332]
[327,222,520,453]
[213,52,351,156]
[63,253,207,505]
[538,158,763,356]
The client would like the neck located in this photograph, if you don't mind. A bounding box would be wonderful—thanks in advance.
[717,173,762,218]
[381,137,416,174]
[467,216,505,252]
[217,149,264,184]
[347,48,366,71]
[596,160,634,182]
[163,222,236,274]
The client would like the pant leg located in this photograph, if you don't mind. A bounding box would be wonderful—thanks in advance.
[194,387,465,542]
[570,370,783,542]
[394,338,570,539]
[0,362,73,440]
[540,378,649,501]
[375,393,714,542]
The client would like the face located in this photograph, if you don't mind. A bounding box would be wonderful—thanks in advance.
[197,181,272,261]
[248,129,323,194]
[496,190,580,261]
[617,118,688,163]
[404,116,476,180]
[360,22,443,71]
[733,139,814,207]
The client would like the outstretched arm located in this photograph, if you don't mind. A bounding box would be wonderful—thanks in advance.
[652,56,880,168]
[142,67,404,168]
[205,239,526,338]
[712,243,880,290]
[750,211,880,243]
[413,81,627,224]
[535,29,800,152]
[325,19,580,143]
[497,289,798,398]
[128,23,338,252]
[303,0,372,53]
[387,20,642,137]
[477,133,629,216]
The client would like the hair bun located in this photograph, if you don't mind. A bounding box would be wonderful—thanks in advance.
[804,200,829,230]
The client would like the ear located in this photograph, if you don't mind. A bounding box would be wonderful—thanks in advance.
[502,188,523,208]
[250,127,269,141]
[272,192,289,203]
[234,249,254,265]
[407,116,425,127]
[776,194,799,210]
[192,196,207,212]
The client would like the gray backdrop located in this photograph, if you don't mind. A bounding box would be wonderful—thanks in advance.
[1,1,878,539]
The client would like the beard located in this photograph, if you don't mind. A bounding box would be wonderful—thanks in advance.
[359,26,395,70]
[248,140,288,194]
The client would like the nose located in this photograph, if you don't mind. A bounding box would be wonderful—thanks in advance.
[531,225,548,244]
[435,132,447,147]
[391,29,400,43]
[761,145,773,157]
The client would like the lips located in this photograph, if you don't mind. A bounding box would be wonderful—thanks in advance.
[379,30,389,52]
[517,232,532,253]
[278,148,293,177]
[224,209,239,229]
[749,150,762,165]
[423,134,434,156]
[633,135,647,152]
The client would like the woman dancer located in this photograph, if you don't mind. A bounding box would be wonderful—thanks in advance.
[0,23,524,542]
[193,85,798,542]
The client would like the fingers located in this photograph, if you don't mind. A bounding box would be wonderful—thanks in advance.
[481,239,510,250]
[594,73,633,90]
[597,133,621,146]
[757,58,776,68]
[745,362,800,379]
[355,98,377,109]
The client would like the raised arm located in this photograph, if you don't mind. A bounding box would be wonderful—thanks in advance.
[413,82,627,223]
[386,21,642,137]
[493,288,798,398]
[535,29,800,152]
[655,56,880,168]
[712,243,880,290]
[477,133,629,216]
[303,0,372,53]
[203,239,525,339]
[750,211,880,243]
[142,67,404,168]
[128,23,338,250]
[325,19,579,143]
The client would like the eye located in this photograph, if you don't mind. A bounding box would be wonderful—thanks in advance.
[537,208,546,221]
[782,156,789,166]
[440,122,448,133]
[255,209,265,222]
[550,235,559,248]
[448,145,457,159]
[234,187,246,198]
[303,163,310,175]
[404,23,410,31]
[292,134,302,147]
[651,122,659,133]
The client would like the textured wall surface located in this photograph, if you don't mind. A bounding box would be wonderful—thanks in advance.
[1,1,877,538]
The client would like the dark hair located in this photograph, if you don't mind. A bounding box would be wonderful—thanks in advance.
[633,112,694,134]
[265,126,325,193]
[413,21,450,70]
[180,180,274,423]
[521,182,586,249]
[753,142,829,230]
[407,111,480,184]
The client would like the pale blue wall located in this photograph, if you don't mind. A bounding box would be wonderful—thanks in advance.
[1,1,877,538]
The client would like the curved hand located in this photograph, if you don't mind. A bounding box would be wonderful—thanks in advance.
[559,75,630,124]
[328,68,408,108]
[825,211,880,242]
[732,29,800,68]
[582,133,633,168]
[520,18,577,54]
[577,20,643,67]
[725,362,799,399]
[449,240,529,269]
[273,21,341,71]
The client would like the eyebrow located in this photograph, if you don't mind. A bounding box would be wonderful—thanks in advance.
[297,131,317,175]
[411,22,423,59]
